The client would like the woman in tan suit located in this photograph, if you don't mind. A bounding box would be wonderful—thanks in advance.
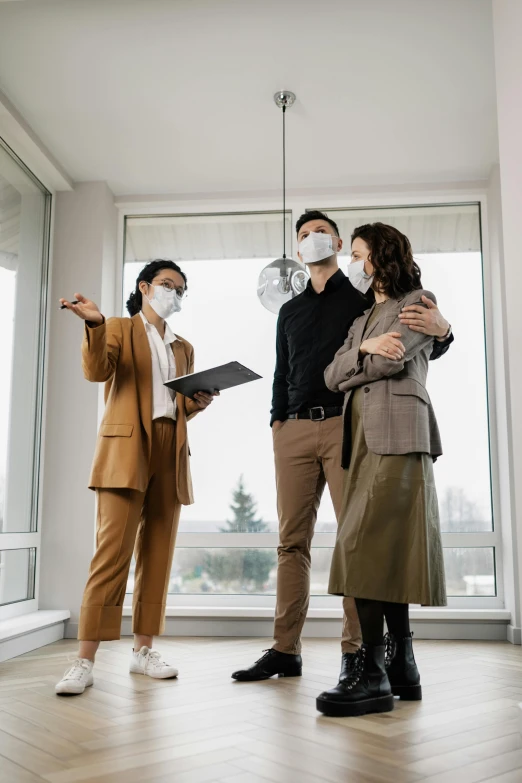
[316,223,446,718]
[56,260,217,695]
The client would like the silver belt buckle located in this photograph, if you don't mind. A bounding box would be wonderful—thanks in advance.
[309,406,325,421]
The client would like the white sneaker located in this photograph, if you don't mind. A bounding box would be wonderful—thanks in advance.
[55,658,94,695]
[130,646,179,679]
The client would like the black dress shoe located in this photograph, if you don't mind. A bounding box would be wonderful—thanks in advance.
[385,632,422,700]
[339,651,359,682]
[231,649,302,681]
[316,644,394,717]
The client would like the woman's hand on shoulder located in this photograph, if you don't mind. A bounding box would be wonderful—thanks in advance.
[360,332,405,361]
[60,293,104,325]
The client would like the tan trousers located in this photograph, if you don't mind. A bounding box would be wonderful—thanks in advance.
[272,417,362,654]
[79,419,181,641]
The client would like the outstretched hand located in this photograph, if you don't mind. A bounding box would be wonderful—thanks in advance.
[59,293,104,325]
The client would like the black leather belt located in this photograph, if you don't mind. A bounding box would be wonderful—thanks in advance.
[287,406,343,422]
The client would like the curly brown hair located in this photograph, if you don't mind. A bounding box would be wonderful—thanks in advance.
[351,222,422,298]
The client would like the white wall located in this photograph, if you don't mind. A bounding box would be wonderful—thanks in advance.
[38,182,117,633]
[487,165,520,642]
[492,0,522,637]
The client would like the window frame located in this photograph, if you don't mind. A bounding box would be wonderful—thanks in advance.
[0,137,52,622]
[117,193,504,614]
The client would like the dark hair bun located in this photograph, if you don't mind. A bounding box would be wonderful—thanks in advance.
[126,290,142,317]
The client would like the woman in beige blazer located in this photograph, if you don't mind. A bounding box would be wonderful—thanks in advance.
[316,223,446,718]
[55,260,217,695]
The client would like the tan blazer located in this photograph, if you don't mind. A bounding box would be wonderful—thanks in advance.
[324,289,442,458]
[82,314,200,505]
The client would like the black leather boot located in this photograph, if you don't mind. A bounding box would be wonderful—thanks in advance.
[316,645,394,717]
[385,632,422,700]
[231,649,302,681]
[339,652,359,682]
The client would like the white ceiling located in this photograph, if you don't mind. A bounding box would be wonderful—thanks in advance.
[0,0,498,196]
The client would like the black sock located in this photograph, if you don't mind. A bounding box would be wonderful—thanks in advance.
[355,598,384,646]
[383,602,410,639]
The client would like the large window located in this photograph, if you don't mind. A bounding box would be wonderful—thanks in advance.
[122,203,496,608]
[0,139,50,618]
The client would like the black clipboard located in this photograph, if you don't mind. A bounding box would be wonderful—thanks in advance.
[165,361,262,400]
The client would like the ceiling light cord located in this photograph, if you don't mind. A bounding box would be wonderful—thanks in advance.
[282,104,286,259]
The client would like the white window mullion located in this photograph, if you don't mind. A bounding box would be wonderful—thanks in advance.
[441,533,498,547]
[175,532,279,548]
[0,533,40,550]
[175,532,338,548]
[176,532,498,550]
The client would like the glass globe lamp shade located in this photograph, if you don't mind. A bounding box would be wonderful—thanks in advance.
[257,257,310,314]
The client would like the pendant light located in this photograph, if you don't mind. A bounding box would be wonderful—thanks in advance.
[257,91,309,314]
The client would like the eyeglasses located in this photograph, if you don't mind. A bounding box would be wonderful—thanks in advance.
[155,280,187,299]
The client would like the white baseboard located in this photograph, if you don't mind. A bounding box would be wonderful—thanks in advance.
[507,624,522,644]
[409,619,508,641]
[0,610,70,662]
[65,613,511,642]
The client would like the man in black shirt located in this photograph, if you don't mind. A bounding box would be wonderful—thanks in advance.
[232,210,453,682]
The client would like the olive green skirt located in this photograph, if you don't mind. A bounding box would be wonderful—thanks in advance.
[328,387,447,606]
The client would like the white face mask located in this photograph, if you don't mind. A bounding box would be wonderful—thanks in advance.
[298,232,337,265]
[146,284,182,319]
[347,259,374,294]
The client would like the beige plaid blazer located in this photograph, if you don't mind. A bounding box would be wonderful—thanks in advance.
[324,289,443,458]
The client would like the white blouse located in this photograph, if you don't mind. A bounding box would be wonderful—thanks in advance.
[139,311,177,420]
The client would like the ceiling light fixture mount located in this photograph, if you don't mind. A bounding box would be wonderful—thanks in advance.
[273,90,296,110]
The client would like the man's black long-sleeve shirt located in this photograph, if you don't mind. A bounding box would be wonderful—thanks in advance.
[270,269,453,425]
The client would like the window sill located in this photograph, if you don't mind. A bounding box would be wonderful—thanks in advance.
[0,609,70,663]
[0,609,70,641]
[122,606,510,621]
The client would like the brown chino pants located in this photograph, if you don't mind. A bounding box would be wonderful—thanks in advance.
[272,416,362,654]
[79,419,181,641]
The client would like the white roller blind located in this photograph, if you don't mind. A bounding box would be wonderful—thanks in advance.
[125,211,292,262]
[317,204,481,255]
[125,204,480,263]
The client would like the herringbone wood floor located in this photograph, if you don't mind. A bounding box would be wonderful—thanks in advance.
[0,638,521,782]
